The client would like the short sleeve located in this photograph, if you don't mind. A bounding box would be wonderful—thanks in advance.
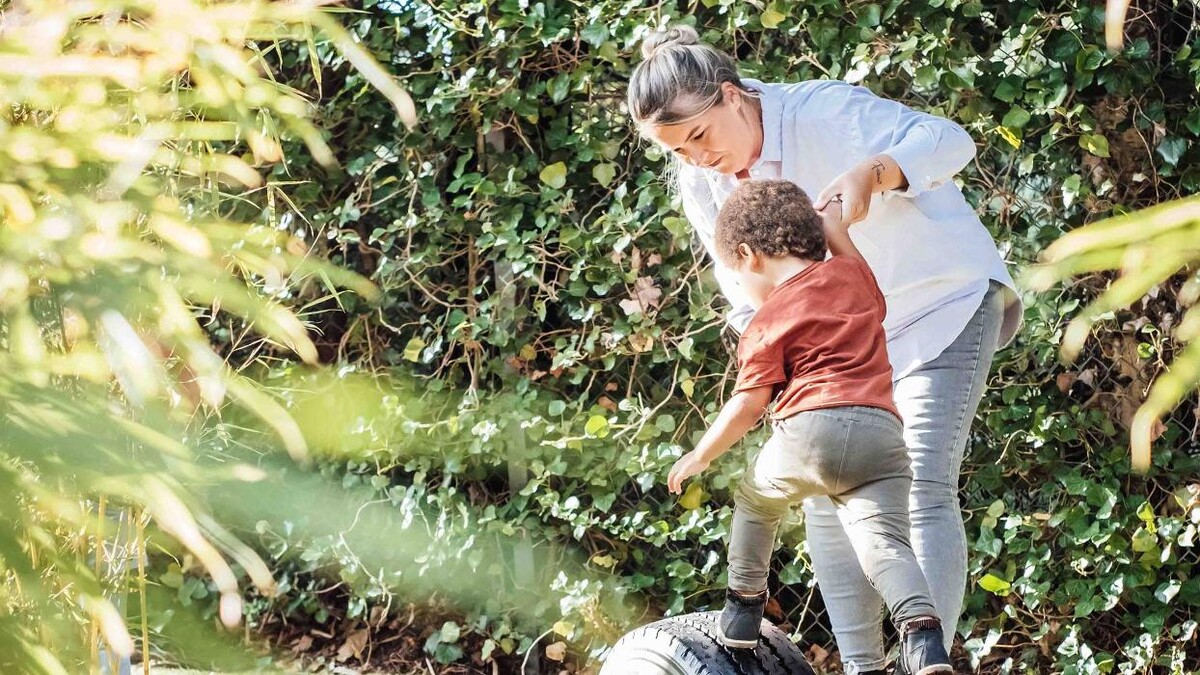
[733,322,787,394]
[844,256,888,316]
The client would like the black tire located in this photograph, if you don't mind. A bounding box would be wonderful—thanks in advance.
[600,611,815,675]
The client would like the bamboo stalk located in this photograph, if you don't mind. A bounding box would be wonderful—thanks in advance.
[137,510,150,675]
[90,496,107,674]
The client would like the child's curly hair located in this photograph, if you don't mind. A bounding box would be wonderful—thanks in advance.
[714,179,826,266]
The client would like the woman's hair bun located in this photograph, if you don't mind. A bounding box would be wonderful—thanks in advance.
[640,25,700,59]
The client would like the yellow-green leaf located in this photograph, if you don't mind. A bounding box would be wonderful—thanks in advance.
[1137,501,1157,532]
[761,7,787,28]
[679,481,707,510]
[403,336,426,362]
[978,574,1011,595]
[590,553,618,568]
[1080,133,1110,157]
[540,161,568,189]
[584,415,609,438]
[593,162,617,187]
[996,125,1022,149]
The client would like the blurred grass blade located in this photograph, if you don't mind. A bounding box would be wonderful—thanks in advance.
[312,13,417,129]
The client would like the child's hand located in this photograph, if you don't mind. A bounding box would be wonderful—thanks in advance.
[667,451,711,494]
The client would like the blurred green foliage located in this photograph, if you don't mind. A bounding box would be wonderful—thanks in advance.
[0,0,401,671]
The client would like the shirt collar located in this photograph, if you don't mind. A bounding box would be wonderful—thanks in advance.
[742,79,782,165]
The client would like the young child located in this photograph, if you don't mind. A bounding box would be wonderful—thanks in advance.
[666,179,953,675]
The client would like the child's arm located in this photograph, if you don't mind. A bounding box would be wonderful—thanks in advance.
[667,385,774,494]
[818,198,865,262]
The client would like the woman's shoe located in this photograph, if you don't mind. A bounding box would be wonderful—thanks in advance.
[898,617,953,674]
[716,589,767,648]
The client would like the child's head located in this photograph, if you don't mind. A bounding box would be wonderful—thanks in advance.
[715,179,827,304]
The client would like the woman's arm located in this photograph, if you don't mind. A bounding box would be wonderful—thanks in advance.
[679,167,757,331]
[802,82,976,218]
[667,385,773,494]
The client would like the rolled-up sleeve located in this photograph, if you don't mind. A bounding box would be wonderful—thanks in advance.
[805,82,977,198]
[679,172,756,333]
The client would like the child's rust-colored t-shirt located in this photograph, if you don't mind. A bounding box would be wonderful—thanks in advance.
[733,255,899,420]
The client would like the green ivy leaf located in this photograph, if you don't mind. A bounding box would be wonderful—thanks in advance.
[1075,46,1104,73]
[440,621,461,644]
[1079,133,1110,158]
[580,24,608,47]
[1002,107,1032,129]
[593,162,617,187]
[1154,579,1181,604]
[1131,527,1158,552]
[1062,174,1083,209]
[159,569,184,589]
[994,79,1022,103]
[1157,137,1187,166]
[539,161,568,189]
[677,337,694,361]
[547,73,570,104]
[861,4,882,27]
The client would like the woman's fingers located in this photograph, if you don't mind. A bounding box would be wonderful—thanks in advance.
[813,188,838,212]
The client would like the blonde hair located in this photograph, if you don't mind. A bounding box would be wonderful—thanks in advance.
[627,25,754,128]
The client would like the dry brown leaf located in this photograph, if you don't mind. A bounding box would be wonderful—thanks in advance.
[545,640,567,661]
[336,628,369,662]
[290,634,313,654]
[806,642,831,667]
[628,333,653,353]
[1056,371,1078,394]
[618,276,662,316]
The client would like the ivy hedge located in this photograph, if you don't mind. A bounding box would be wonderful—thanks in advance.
[176,1,1200,672]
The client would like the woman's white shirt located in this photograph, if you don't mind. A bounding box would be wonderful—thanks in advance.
[678,78,1022,380]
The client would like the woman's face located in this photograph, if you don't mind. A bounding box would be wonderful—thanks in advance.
[645,82,761,175]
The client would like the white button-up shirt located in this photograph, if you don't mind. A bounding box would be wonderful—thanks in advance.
[678,79,1022,380]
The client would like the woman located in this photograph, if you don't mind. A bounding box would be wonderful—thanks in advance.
[627,25,1022,675]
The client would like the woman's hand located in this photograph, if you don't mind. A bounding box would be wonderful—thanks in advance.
[667,451,711,494]
[813,165,874,225]
[813,154,908,225]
